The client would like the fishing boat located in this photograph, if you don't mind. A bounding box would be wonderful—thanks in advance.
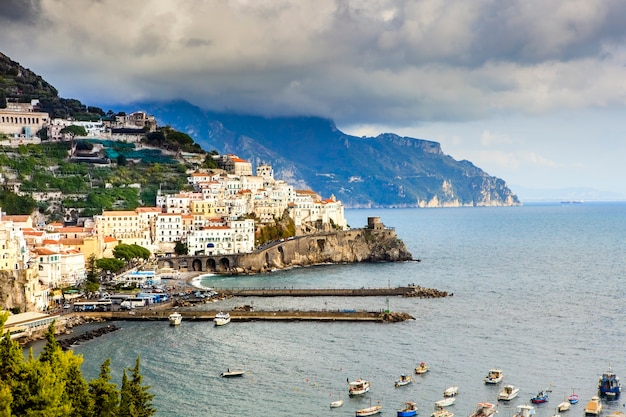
[568,391,579,404]
[484,369,503,384]
[348,378,371,396]
[432,406,454,417]
[598,368,622,399]
[395,374,413,387]
[444,386,459,397]
[213,311,231,326]
[356,400,382,416]
[220,369,245,378]
[498,384,520,401]
[468,402,497,417]
[415,362,429,374]
[584,396,603,415]
[531,390,549,404]
[514,404,536,417]
[398,401,418,417]
[435,397,456,408]
[168,311,182,326]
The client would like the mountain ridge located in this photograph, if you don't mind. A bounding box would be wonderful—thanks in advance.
[120,100,521,208]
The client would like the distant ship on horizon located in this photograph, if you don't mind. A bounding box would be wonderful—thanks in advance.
[560,200,584,204]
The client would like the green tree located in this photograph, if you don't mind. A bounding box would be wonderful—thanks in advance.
[174,241,188,255]
[96,258,125,274]
[113,244,150,262]
[85,254,100,293]
[118,357,155,417]
[89,358,118,417]
[60,125,88,137]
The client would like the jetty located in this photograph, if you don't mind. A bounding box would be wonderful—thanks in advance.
[221,285,450,298]
[66,309,414,323]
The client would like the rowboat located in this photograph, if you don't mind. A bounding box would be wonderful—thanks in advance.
[220,369,244,378]
[356,400,382,416]
[435,397,455,408]
[330,399,344,408]
[415,362,429,374]
[444,386,459,397]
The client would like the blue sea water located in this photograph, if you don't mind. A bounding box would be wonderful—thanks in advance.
[68,203,626,417]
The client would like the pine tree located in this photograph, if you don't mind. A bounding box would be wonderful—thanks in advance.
[118,357,155,417]
[89,358,119,417]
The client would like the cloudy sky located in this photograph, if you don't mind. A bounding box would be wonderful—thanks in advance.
[3,0,626,200]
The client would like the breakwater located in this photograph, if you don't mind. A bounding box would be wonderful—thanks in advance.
[220,285,451,298]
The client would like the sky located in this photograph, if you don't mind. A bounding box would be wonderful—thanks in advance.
[2,0,626,200]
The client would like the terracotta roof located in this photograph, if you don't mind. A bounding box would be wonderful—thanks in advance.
[102,210,137,217]
[3,215,30,222]
[103,236,117,243]
[34,248,57,256]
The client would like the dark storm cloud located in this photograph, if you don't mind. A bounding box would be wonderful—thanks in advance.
[0,0,42,23]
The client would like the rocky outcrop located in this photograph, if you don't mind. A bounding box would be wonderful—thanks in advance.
[57,324,120,351]
[0,270,32,312]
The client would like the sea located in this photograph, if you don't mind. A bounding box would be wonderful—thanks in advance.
[42,203,626,416]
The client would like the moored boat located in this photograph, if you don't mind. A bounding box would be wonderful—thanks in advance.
[220,369,245,378]
[415,362,429,374]
[348,378,371,396]
[499,384,520,401]
[598,368,622,399]
[584,396,603,416]
[356,401,382,416]
[557,401,570,412]
[444,386,459,397]
[168,311,182,326]
[468,402,497,417]
[398,401,418,417]
[568,391,579,404]
[514,404,536,417]
[214,311,231,326]
[531,390,549,404]
[330,399,344,408]
[432,406,455,417]
[435,397,456,408]
[396,374,413,387]
[484,369,503,384]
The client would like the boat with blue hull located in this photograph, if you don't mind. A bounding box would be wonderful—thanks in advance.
[598,368,622,399]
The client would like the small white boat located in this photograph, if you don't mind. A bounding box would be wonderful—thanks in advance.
[444,386,459,397]
[432,407,454,417]
[513,404,536,417]
[214,311,231,326]
[220,369,245,378]
[435,397,455,408]
[499,385,520,401]
[330,399,344,408]
[557,401,570,412]
[348,378,371,396]
[396,374,413,387]
[168,311,182,326]
[485,369,504,384]
[469,402,497,417]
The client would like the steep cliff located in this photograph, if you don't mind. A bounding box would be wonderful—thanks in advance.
[0,270,32,312]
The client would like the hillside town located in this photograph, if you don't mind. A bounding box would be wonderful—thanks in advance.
[0,99,348,313]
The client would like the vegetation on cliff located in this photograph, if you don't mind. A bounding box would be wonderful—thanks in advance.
[0,317,156,416]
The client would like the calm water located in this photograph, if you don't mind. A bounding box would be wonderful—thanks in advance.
[67,203,626,416]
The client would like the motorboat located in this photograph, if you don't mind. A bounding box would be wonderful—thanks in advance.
[330,399,344,408]
[213,311,231,326]
[398,401,418,417]
[415,362,429,374]
[168,311,182,326]
[468,402,497,417]
[348,378,371,396]
[484,369,503,384]
[499,385,520,401]
[444,386,459,397]
[598,368,622,399]
[432,407,454,417]
[395,374,413,387]
[356,400,382,416]
[568,391,579,404]
[584,396,603,416]
[435,397,455,408]
[531,390,549,404]
[220,369,245,378]
[513,405,536,417]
